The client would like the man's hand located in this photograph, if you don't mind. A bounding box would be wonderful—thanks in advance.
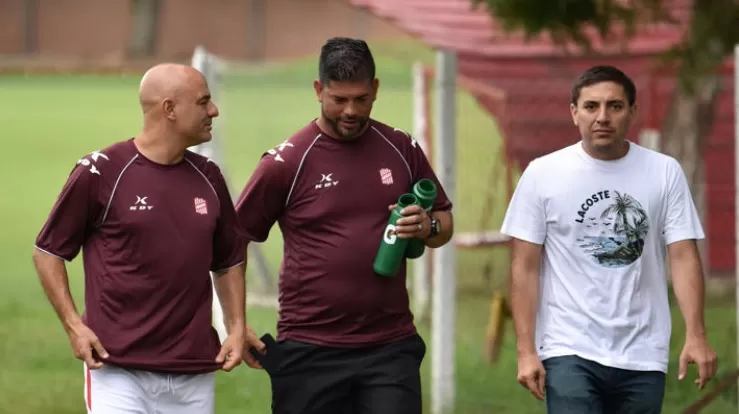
[389,204,431,240]
[216,330,244,372]
[679,335,718,390]
[67,321,108,369]
[243,325,266,369]
[517,353,546,400]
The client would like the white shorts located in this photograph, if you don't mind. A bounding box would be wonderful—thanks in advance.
[83,363,216,414]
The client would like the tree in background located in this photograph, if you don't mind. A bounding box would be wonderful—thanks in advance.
[127,0,161,58]
[473,0,739,268]
[21,0,39,54]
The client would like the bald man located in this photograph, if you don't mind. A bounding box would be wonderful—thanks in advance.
[32,63,250,414]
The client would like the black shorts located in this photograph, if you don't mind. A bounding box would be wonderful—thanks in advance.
[263,334,426,414]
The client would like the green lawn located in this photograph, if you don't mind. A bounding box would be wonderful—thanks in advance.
[0,46,736,413]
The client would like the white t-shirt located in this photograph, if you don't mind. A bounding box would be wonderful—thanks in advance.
[501,141,704,373]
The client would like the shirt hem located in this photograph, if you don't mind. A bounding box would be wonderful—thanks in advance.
[500,227,545,245]
[430,205,453,212]
[212,261,244,274]
[102,359,221,375]
[665,230,705,245]
[244,234,268,243]
[539,350,668,373]
[277,326,418,348]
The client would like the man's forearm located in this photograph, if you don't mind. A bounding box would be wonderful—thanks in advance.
[32,249,83,333]
[213,262,246,335]
[510,266,540,356]
[425,210,454,248]
[670,241,706,338]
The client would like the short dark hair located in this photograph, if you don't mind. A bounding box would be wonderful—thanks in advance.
[571,65,636,107]
[318,37,376,84]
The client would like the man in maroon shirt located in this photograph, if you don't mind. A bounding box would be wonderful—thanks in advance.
[32,63,250,414]
[236,37,454,414]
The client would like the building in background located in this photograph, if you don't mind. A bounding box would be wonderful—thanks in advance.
[0,0,405,62]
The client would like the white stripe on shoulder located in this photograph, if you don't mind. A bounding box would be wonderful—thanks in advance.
[100,154,138,226]
[372,126,412,180]
[285,133,322,207]
[185,158,220,207]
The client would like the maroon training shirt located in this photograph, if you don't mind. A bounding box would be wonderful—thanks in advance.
[35,138,245,374]
[235,120,452,347]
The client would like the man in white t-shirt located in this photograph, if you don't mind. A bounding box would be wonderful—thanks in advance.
[501,65,718,413]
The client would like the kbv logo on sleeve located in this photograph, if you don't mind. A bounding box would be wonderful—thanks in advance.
[77,150,109,175]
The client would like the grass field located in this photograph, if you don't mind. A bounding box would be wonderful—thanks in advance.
[0,44,737,413]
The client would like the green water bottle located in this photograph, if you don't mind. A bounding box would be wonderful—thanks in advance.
[373,193,420,277]
[405,179,438,259]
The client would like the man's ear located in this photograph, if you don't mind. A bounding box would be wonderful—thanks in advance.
[313,79,323,102]
[163,98,176,121]
[628,103,638,120]
[570,103,578,126]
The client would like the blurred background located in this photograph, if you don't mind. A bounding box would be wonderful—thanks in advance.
[0,0,737,413]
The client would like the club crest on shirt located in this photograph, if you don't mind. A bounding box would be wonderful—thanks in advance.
[379,168,394,185]
[194,197,208,215]
[574,190,649,268]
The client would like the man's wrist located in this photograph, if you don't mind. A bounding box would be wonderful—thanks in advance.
[517,347,538,358]
[516,336,538,357]
[426,215,440,239]
[62,313,84,334]
[686,328,707,342]
[226,320,246,336]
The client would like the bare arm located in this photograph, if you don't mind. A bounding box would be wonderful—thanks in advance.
[668,240,706,338]
[33,248,109,367]
[213,259,247,336]
[425,210,454,248]
[509,238,543,357]
[32,249,84,333]
[668,239,718,388]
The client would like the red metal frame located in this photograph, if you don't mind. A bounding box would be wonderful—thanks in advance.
[356,0,737,272]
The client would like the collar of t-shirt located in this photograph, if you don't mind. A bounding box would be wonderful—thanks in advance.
[574,139,639,172]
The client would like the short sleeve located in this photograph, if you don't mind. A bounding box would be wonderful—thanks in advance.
[210,166,247,272]
[407,135,453,212]
[500,160,547,245]
[663,158,705,245]
[35,161,102,261]
[234,154,291,243]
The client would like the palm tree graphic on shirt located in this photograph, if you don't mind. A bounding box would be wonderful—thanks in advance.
[577,191,650,268]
